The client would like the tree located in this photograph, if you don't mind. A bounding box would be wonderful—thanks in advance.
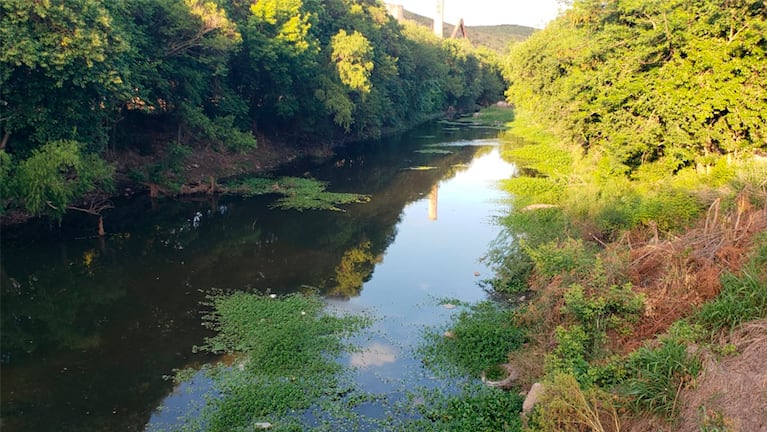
[10,140,113,221]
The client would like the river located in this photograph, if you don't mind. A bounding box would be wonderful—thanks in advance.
[0,122,517,431]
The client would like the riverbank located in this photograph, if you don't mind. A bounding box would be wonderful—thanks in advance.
[0,112,447,227]
[478,111,767,430]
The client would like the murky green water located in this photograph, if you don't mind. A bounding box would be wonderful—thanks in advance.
[1,123,516,431]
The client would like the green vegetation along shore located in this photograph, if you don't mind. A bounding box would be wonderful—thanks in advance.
[0,0,509,225]
[442,0,767,430]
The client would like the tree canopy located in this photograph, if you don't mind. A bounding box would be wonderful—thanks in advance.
[0,0,506,220]
[504,0,767,175]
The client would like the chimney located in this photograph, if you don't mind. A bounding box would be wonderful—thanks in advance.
[434,0,444,38]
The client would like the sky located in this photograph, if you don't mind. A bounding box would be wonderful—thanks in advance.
[395,0,564,28]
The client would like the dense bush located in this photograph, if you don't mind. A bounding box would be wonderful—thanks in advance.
[0,0,506,220]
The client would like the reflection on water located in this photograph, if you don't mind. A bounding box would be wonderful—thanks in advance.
[350,342,398,368]
[0,123,515,431]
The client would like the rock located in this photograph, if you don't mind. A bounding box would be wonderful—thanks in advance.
[481,363,520,389]
[522,383,545,414]
[254,422,272,429]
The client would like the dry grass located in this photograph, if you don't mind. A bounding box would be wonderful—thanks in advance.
[625,187,767,345]
[532,373,622,432]
[675,319,767,432]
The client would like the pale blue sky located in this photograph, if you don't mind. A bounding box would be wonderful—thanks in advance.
[396,0,564,28]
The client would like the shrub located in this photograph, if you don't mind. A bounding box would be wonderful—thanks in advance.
[525,238,595,280]
[528,373,621,432]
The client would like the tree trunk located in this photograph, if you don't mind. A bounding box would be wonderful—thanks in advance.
[98,215,105,237]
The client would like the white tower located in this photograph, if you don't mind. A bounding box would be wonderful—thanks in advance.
[434,0,444,38]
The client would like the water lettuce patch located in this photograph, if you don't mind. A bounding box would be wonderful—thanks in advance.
[170,293,371,431]
[226,176,370,211]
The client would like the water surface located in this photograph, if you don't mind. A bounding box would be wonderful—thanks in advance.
[1,124,515,431]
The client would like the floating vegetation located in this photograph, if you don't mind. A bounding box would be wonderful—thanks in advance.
[226,176,370,211]
[172,293,372,431]
[418,301,525,379]
[414,149,454,155]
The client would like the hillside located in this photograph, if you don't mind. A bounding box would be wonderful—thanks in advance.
[402,9,536,52]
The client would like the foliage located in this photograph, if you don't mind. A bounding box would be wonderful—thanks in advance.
[693,237,767,333]
[621,339,701,418]
[331,29,374,95]
[129,143,191,190]
[420,301,525,378]
[0,149,12,213]
[180,292,371,431]
[524,238,595,279]
[528,373,621,432]
[8,140,113,219]
[226,176,370,211]
[412,383,524,432]
[1,0,508,221]
[504,0,767,174]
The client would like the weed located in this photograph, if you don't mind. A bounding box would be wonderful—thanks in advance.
[225,176,370,211]
[419,301,525,378]
[545,325,591,379]
[622,339,701,418]
[698,406,732,432]
[694,238,767,334]
[525,238,596,280]
[411,383,524,432]
[695,269,767,332]
[173,292,371,431]
[528,373,621,432]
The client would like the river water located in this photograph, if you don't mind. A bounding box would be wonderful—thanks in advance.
[0,123,516,431]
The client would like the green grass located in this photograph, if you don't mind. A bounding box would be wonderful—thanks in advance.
[693,237,767,334]
[621,339,701,418]
[470,106,516,126]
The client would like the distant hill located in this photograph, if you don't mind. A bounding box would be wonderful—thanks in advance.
[402,9,536,52]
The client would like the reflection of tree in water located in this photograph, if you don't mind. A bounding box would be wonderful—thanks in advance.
[328,241,383,299]
[0,253,126,362]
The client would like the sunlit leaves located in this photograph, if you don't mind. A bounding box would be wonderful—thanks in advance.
[505,0,767,172]
[331,29,374,94]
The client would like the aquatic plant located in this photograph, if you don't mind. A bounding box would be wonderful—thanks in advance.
[226,176,370,211]
[419,301,525,378]
[172,292,371,431]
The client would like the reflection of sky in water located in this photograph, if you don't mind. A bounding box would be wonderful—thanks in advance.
[146,144,516,428]
[350,342,398,368]
[340,144,516,403]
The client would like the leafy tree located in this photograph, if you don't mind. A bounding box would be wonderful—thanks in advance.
[10,140,113,220]
[0,0,130,151]
[331,29,375,95]
[505,0,767,173]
